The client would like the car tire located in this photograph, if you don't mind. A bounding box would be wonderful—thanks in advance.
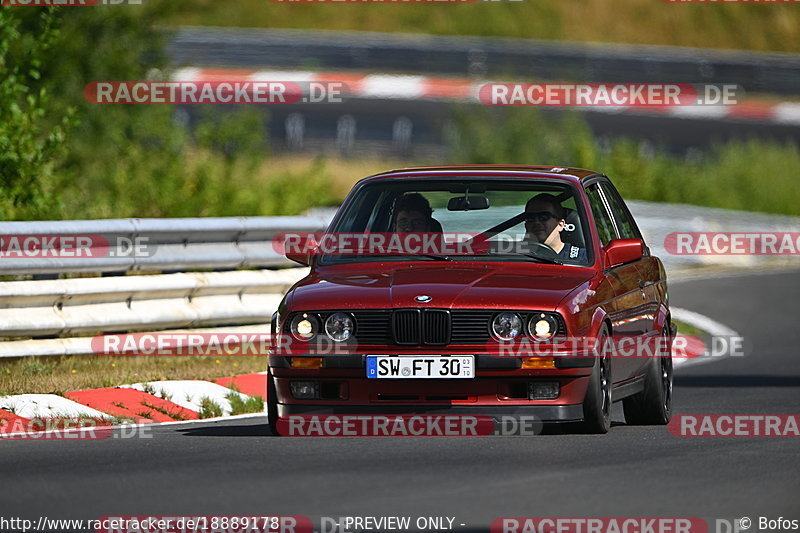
[579,326,612,434]
[623,325,673,425]
[267,369,281,436]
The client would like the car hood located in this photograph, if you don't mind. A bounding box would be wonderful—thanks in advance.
[286,262,595,311]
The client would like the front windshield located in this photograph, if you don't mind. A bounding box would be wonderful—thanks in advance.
[320,178,593,266]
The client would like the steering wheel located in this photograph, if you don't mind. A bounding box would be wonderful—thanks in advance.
[526,241,558,259]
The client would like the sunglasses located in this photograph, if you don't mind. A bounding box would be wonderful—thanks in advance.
[526,211,559,223]
[396,217,429,230]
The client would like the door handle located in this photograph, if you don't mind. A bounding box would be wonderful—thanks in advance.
[638,280,646,299]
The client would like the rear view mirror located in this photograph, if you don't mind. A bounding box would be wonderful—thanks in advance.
[447,195,490,211]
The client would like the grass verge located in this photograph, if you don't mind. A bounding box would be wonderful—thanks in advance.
[226,389,265,415]
[0,354,267,396]
[159,0,800,53]
[199,397,224,419]
[672,319,706,338]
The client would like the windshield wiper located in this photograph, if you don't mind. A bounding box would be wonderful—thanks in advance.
[488,252,563,265]
[319,253,451,265]
[402,254,452,261]
[356,254,451,261]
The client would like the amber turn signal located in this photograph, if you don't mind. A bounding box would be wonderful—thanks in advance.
[290,357,323,369]
[521,357,556,369]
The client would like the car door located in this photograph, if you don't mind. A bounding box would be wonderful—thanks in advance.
[600,180,665,376]
[584,181,646,382]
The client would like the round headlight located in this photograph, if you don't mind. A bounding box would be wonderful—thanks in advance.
[325,312,355,342]
[290,313,319,341]
[529,313,558,340]
[492,312,522,341]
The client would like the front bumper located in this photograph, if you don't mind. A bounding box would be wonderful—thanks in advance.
[271,361,593,423]
[278,403,584,422]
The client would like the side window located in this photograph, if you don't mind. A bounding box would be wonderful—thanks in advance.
[585,184,617,246]
[601,182,641,240]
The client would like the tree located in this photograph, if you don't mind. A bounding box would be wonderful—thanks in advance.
[0,8,73,220]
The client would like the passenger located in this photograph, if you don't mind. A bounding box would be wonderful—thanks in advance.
[392,193,434,232]
[524,193,587,262]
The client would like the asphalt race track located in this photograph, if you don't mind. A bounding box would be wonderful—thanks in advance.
[3,269,799,531]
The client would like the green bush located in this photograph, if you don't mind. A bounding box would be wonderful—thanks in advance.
[2,7,336,221]
[0,9,74,220]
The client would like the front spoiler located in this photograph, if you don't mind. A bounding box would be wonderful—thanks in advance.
[278,403,584,422]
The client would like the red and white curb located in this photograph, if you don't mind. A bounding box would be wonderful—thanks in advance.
[671,306,740,369]
[174,67,800,125]
[122,380,251,415]
[0,373,270,435]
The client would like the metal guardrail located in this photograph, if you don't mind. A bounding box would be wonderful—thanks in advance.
[0,215,329,275]
[0,215,330,358]
[0,269,308,358]
[168,27,800,96]
[0,269,308,338]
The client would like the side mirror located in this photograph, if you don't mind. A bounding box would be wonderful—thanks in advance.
[604,238,643,268]
[280,234,318,266]
[285,249,312,266]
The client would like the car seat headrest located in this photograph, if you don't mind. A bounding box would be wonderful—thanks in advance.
[561,208,586,249]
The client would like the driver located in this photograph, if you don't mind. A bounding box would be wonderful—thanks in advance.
[524,193,587,262]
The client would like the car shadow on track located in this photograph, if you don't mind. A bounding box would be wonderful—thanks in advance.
[176,423,278,437]
[174,422,630,437]
[675,375,800,387]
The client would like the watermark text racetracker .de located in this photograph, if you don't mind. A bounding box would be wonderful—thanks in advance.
[84,81,347,105]
[664,232,800,256]
[277,414,551,436]
[0,417,153,440]
[494,518,800,533]
[0,234,152,259]
[479,83,740,107]
[488,334,745,361]
[91,332,360,357]
[668,415,800,437]
[92,332,277,356]
[1,0,142,6]
[274,231,488,257]
[492,518,707,533]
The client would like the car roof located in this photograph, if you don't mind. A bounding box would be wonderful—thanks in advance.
[358,165,603,185]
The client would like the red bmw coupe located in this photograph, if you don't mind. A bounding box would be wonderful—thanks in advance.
[269,166,673,434]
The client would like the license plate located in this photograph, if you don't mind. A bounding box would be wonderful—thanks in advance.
[366,356,474,379]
